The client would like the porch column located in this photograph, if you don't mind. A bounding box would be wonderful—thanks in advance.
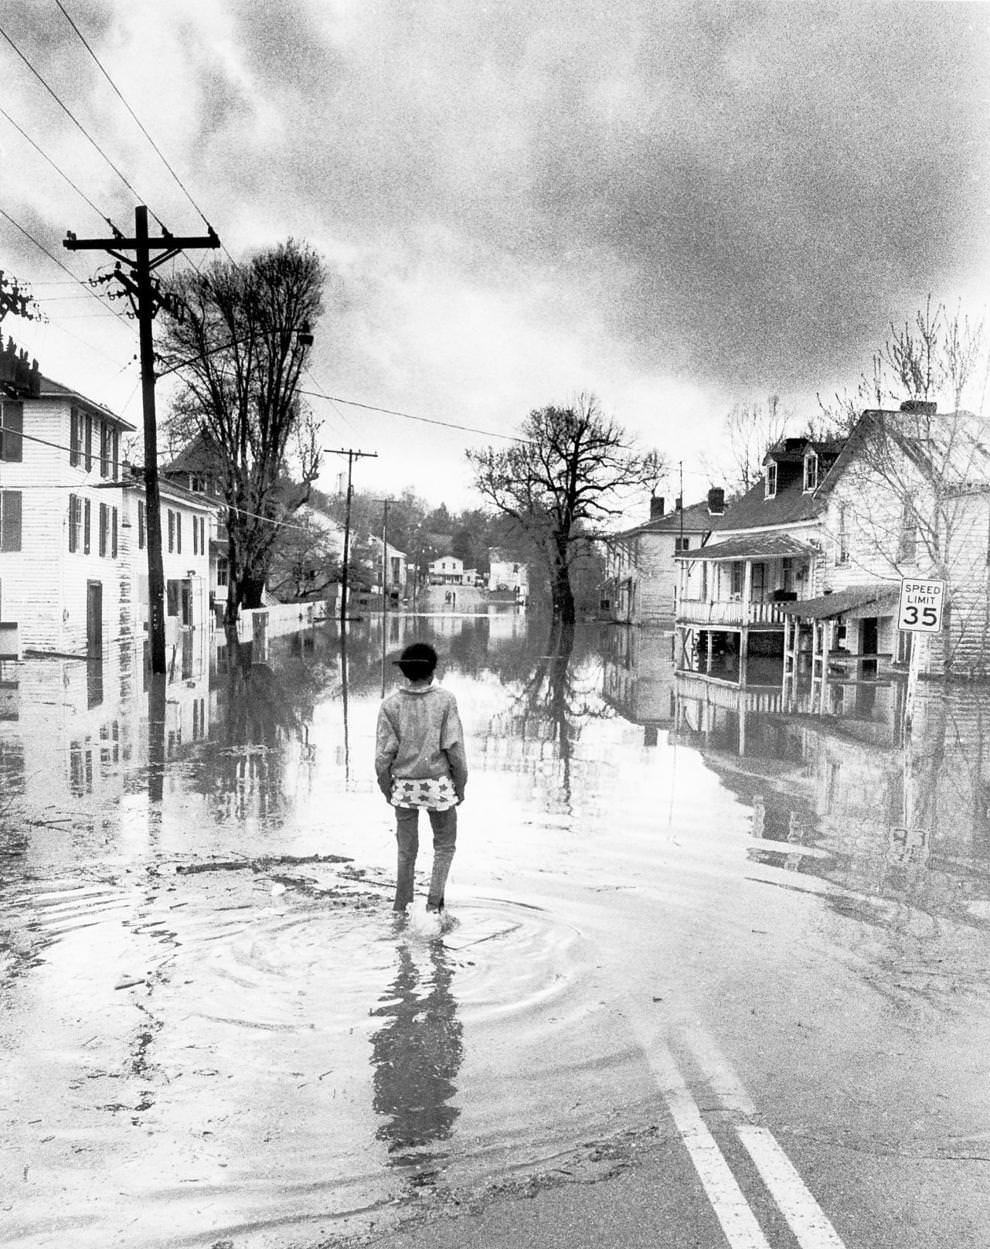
[739,559,753,684]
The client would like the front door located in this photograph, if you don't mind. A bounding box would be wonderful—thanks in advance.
[86,580,103,656]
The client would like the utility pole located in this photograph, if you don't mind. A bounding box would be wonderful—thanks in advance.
[64,206,220,674]
[375,498,391,696]
[324,447,377,628]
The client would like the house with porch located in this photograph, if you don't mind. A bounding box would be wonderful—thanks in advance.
[0,374,213,658]
[604,491,723,625]
[675,402,990,684]
[428,554,465,585]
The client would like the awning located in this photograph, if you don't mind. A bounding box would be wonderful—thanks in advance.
[675,534,815,561]
[776,583,900,620]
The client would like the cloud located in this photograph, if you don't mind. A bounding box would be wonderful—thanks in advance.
[3,0,990,509]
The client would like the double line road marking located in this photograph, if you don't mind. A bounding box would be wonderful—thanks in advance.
[635,1014,846,1249]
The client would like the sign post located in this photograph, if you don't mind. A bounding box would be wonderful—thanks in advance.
[898,577,945,733]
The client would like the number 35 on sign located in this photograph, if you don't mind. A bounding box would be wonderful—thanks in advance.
[898,578,945,632]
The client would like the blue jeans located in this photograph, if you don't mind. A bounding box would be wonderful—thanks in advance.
[393,805,457,911]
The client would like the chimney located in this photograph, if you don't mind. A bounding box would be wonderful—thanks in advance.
[650,495,665,519]
[707,486,725,515]
[900,399,937,415]
[675,495,683,512]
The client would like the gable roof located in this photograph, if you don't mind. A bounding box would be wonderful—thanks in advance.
[38,374,135,431]
[164,430,221,475]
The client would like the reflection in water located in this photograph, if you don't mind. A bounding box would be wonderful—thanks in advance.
[369,935,463,1186]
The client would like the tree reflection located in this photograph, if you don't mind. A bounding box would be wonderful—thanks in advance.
[190,626,336,823]
[485,620,612,806]
[369,937,463,1187]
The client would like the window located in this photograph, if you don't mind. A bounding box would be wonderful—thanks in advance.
[138,501,146,549]
[68,495,81,552]
[730,562,745,596]
[674,536,691,553]
[83,498,91,554]
[837,504,849,564]
[899,504,917,563]
[217,556,229,587]
[70,408,81,466]
[84,413,93,471]
[0,400,23,462]
[0,491,22,551]
[803,453,818,492]
[765,462,777,498]
[190,474,206,493]
[99,502,109,556]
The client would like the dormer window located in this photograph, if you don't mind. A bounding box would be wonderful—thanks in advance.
[765,462,778,498]
[803,452,818,492]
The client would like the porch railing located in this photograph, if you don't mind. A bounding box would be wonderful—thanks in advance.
[676,598,788,628]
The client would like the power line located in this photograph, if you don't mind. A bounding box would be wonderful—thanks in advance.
[0,207,132,329]
[298,388,526,442]
[54,0,215,235]
[0,22,144,218]
[0,105,110,227]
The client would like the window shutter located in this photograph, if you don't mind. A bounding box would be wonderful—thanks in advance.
[84,414,93,471]
[176,512,182,554]
[83,498,91,554]
[0,491,22,551]
[112,429,120,478]
[70,409,81,466]
[138,501,146,549]
[111,507,118,558]
[0,401,23,462]
[99,502,108,557]
[68,495,78,552]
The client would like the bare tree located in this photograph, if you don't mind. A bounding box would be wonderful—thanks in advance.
[819,297,988,432]
[730,395,789,490]
[466,394,662,622]
[159,240,326,620]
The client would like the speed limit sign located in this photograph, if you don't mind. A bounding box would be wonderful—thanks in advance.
[898,578,945,632]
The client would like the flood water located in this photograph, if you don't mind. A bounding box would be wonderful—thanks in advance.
[4,611,990,1247]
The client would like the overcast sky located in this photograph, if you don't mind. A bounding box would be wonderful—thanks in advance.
[2,1,989,519]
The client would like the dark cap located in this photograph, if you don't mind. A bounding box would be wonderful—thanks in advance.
[392,642,438,667]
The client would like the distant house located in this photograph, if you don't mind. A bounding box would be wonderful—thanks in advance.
[428,554,464,585]
[369,533,409,597]
[488,554,529,601]
[604,492,722,625]
[0,375,213,657]
[676,403,990,681]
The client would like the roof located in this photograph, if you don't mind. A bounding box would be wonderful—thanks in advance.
[38,374,135,431]
[117,474,219,512]
[676,533,814,561]
[164,431,220,475]
[710,468,828,533]
[615,498,719,540]
[777,582,900,620]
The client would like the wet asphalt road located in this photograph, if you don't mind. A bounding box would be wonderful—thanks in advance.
[3,615,990,1247]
